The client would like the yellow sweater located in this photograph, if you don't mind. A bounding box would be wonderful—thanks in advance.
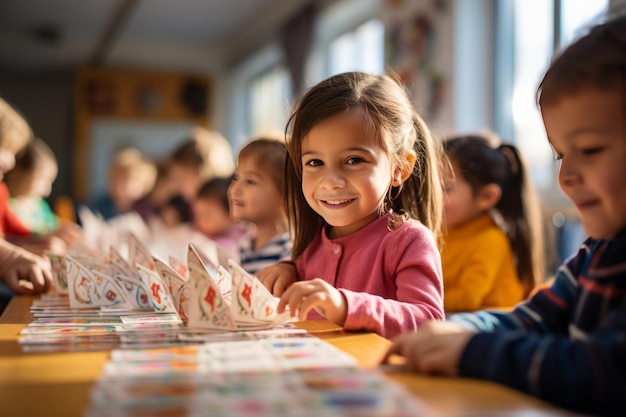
[441,213,523,313]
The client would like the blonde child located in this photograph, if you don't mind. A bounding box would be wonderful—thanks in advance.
[168,127,235,203]
[0,98,51,295]
[257,71,445,339]
[384,16,626,416]
[228,137,291,274]
[193,176,246,262]
[440,134,544,312]
[88,147,156,220]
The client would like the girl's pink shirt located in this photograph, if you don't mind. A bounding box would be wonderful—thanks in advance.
[293,213,444,339]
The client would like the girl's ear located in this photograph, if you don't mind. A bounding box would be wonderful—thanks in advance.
[393,150,417,186]
[477,183,501,210]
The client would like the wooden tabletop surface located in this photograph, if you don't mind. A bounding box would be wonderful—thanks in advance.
[0,296,576,417]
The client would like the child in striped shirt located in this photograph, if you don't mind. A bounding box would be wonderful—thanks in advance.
[228,137,291,274]
[384,15,626,416]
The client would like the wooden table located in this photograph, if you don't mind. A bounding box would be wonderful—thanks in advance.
[0,296,576,417]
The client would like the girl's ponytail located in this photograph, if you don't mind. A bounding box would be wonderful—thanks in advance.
[496,144,544,295]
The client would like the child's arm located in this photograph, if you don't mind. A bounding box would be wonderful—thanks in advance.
[457,303,626,414]
[256,261,298,296]
[0,239,52,294]
[340,224,445,338]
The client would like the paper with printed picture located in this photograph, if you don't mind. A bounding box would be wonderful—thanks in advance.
[185,244,292,331]
[48,254,69,294]
[187,257,235,331]
[114,273,152,310]
[136,264,179,315]
[128,232,156,272]
[168,256,188,280]
[228,260,288,324]
[66,256,127,308]
[153,257,190,323]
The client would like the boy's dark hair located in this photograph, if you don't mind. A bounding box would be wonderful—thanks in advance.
[164,194,192,223]
[444,134,545,295]
[196,176,231,213]
[537,15,626,105]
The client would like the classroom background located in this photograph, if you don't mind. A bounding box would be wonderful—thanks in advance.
[0,0,623,267]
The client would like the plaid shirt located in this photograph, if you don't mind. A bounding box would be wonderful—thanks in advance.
[452,227,626,416]
[239,232,292,275]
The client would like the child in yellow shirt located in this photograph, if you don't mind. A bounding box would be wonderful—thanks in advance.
[441,134,544,312]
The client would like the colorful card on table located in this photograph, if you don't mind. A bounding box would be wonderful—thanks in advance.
[185,244,292,331]
[153,257,190,323]
[128,232,156,272]
[66,256,128,308]
[47,254,69,294]
[136,264,179,316]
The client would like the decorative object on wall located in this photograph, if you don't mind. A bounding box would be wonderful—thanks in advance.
[180,78,209,116]
[74,68,211,201]
[135,83,162,114]
[85,79,117,114]
[383,0,452,131]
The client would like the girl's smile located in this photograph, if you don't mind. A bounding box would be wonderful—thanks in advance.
[301,109,396,239]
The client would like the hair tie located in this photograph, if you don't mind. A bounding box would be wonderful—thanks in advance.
[387,209,408,231]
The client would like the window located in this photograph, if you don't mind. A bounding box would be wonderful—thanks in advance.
[327,19,385,76]
[507,0,609,191]
[247,66,290,136]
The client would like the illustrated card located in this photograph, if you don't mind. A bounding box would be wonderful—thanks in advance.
[114,273,151,310]
[136,264,178,315]
[66,256,127,308]
[154,257,190,323]
[128,232,156,271]
[47,254,68,294]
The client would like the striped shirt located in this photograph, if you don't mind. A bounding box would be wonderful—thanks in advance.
[239,232,292,275]
[452,227,626,416]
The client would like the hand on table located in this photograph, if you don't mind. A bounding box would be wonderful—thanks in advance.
[256,262,297,297]
[0,239,52,294]
[382,321,476,376]
[277,278,347,326]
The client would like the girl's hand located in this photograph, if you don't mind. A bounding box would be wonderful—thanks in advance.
[0,240,52,294]
[382,321,475,376]
[277,278,347,326]
[255,262,297,297]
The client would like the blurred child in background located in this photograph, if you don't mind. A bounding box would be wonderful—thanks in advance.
[88,146,156,220]
[384,16,626,416]
[228,136,291,274]
[5,138,81,246]
[168,127,235,203]
[440,134,544,312]
[132,160,175,222]
[160,194,192,228]
[193,176,245,262]
[0,97,52,299]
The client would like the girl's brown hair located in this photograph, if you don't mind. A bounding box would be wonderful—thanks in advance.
[0,97,33,153]
[5,138,57,198]
[443,134,545,295]
[284,71,443,257]
[237,136,287,196]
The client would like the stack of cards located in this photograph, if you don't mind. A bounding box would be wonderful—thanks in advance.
[20,234,295,352]
[85,337,428,417]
